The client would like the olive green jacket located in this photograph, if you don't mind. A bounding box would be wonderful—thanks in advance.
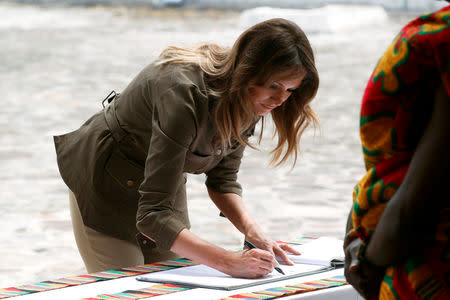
[54,61,253,250]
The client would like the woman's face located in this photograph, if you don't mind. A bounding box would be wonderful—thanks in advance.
[247,70,305,116]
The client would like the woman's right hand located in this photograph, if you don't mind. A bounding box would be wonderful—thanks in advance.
[221,248,277,278]
[171,229,278,279]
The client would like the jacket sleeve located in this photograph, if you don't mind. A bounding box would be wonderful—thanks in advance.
[204,143,246,197]
[205,122,257,196]
[205,123,256,197]
[136,82,200,251]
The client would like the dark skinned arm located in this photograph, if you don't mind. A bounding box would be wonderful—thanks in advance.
[365,83,449,266]
[344,83,449,299]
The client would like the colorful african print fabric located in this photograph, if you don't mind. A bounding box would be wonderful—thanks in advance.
[351,5,450,300]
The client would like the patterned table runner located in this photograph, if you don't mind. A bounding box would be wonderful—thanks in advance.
[0,259,195,299]
[81,283,190,300]
[0,237,338,299]
[83,275,347,300]
[219,275,347,300]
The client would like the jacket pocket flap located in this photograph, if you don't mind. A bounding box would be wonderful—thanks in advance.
[105,152,144,190]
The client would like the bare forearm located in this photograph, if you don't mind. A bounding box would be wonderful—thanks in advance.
[170,228,279,278]
[170,228,231,272]
[207,189,259,236]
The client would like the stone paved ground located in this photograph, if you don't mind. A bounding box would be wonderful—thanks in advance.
[0,2,413,288]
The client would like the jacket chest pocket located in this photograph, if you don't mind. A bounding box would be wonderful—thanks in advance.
[184,151,218,174]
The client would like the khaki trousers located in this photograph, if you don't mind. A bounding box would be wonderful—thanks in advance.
[69,190,178,273]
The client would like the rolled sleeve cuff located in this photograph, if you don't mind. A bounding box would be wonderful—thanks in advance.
[136,210,188,251]
[205,179,242,197]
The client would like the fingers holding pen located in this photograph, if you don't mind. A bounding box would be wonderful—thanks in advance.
[248,248,276,265]
[240,248,275,277]
[244,240,282,271]
[243,239,291,274]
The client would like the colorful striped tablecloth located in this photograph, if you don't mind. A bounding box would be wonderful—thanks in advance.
[0,237,348,299]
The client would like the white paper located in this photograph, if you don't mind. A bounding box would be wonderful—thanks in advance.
[280,237,345,266]
[137,261,328,290]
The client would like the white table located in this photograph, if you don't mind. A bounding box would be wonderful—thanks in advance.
[12,268,363,300]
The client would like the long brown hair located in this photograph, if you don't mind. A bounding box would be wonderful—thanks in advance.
[158,18,319,167]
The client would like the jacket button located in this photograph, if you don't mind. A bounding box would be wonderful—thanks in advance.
[126,180,134,187]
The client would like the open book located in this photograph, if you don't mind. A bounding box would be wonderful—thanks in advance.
[280,237,344,267]
[136,237,344,290]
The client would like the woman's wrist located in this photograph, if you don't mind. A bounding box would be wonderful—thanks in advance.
[212,249,236,275]
[242,220,260,239]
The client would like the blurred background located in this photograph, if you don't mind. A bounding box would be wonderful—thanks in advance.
[0,0,447,289]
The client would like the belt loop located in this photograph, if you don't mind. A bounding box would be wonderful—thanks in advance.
[102,90,117,108]
[103,92,127,143]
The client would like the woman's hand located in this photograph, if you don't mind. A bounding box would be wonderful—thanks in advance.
[171,228,282,279]
[344,234,385,300]
[273,242,301,265]
[245,233,300,266]
[221,248,277,278]
[221,238,300,278]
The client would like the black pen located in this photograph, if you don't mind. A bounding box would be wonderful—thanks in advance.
[244,240,285,275]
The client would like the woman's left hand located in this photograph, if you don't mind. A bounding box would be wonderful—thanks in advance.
[344,234,386,300]
[246,234,300,266]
